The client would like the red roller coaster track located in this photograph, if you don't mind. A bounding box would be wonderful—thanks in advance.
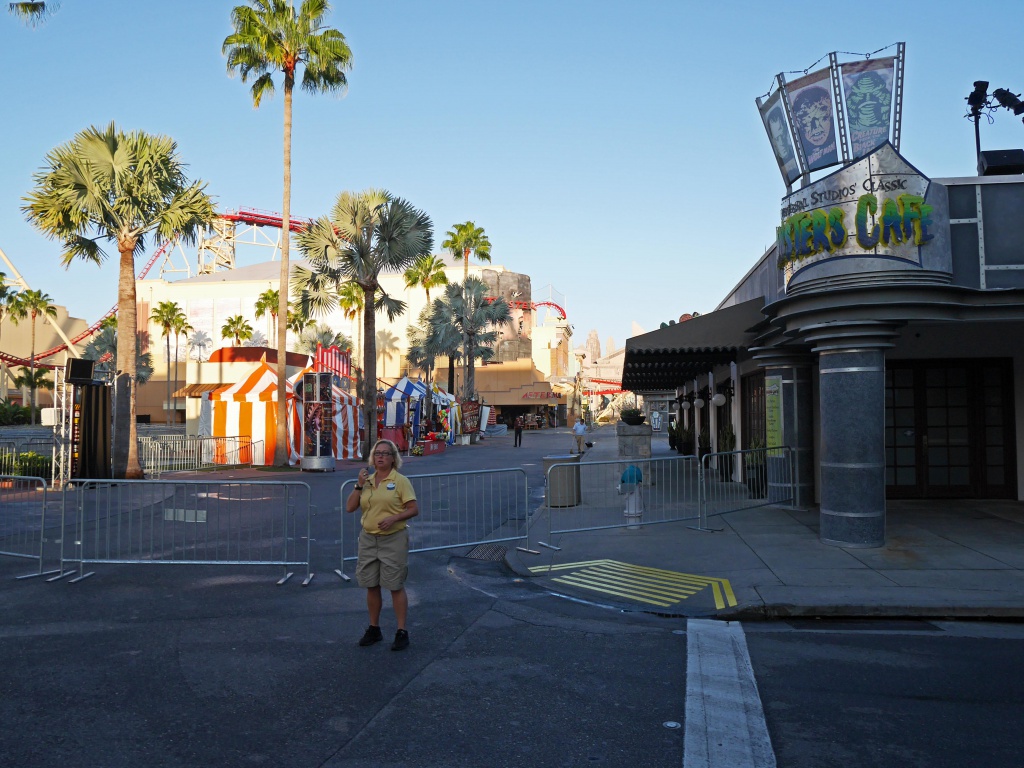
[0,239,176,370]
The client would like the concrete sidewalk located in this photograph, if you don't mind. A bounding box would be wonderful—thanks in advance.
[512,424,1024,619]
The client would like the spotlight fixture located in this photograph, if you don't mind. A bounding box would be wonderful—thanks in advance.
[967,80,989,112]
[993,87,1024,116]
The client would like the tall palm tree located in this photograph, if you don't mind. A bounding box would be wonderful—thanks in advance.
[443,221,491,284]
[430,277,512,400]
[286,302,313,336]
[294,189,432,451]
[8,1,54,26]
[375,328,399,381]
[171,315,193,423]
[221,315,254,346]
[254,287,279,346]
[23,123,214,478]
[224,0,353,466]
[404,253,448,305]
[8,289,58,424]
[151,301,187,425]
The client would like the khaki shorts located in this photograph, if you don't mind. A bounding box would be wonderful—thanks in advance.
[355,528,409,591]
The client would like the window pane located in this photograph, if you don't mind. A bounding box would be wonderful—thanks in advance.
[928,448,948,466]
[928,466,948,484]
[987,466,1005,485]
[947,407,969,426]
[947,387,967,406]
[893,368,913,387]
[897,447,915,465]
[894,408,914,428]
[927,388,947,406]
[987,447,1004,465]
[894,388,914,407]
[925,369,945,386]
[949,447,969,466]
[897,467,916,485]
[927,407,947,425]
[949,427,969,445]
[986,426,1004,446]
[947,368,966,386]
[985,406,1003,424]
[950,467,970,485]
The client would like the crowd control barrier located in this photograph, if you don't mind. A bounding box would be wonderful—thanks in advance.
[337,467,531,579]
[139,436,265,477]
[0,475,62,578]
[698,446,796,528]
[54,479,313,584]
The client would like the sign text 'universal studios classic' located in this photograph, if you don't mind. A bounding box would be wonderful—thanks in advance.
[775,142,937,279]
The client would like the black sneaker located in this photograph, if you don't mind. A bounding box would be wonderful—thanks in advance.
[358,625,383,647]
[391,629,409,651]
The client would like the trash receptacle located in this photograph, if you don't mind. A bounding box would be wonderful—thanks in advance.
[544,453,581,507]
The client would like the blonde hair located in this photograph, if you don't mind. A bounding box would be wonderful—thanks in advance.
[367,439,402,470]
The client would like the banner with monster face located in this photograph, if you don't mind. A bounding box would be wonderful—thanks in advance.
[841,57,895,159]
[784,68,840,172]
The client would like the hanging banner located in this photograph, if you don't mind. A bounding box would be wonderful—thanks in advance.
[461,399,481,434]
[765,376,783,449]
[841,57,895,159]
[759,89,802,184]
[784,68,840,172]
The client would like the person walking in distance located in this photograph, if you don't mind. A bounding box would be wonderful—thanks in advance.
[514,415,524,447]
[572,416,587,454]
[345,439,419,651]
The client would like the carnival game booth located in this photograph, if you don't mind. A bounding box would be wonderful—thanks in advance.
[205,361,280,466]
[381,377,429,452]
[202,361,360,467]
[286,366,361,466]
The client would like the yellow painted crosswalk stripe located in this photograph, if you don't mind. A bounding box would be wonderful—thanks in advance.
[531,559,737,609]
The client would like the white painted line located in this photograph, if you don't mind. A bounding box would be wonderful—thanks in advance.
[684,619,776,768]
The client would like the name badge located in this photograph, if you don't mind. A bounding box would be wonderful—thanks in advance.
[386,482,396,490]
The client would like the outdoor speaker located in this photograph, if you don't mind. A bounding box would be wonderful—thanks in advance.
[978,149,1024,176]
[65,358,95,384]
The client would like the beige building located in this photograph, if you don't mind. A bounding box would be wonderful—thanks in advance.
[131,255,571,426]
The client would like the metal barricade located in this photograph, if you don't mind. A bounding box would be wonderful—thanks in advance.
[58,479,313,585]
[337,468,531,579]
[0,475,61,578]
[140,436,260,477]
[542,455,703,545]
[698,446,796,528]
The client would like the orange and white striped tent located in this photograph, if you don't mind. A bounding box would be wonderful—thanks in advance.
[285,367,361,464]
[207,361,280,465]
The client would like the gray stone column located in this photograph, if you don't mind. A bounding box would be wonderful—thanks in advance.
[750,350,815,509]
[805,323,899,548]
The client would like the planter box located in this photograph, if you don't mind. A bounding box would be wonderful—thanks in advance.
[419,440,446,455]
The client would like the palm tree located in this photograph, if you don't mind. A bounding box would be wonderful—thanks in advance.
[404,254,449,305]
[23,123,214,478]
[286,303,313,336]
[376,328,399,381]
[293,323,351,356]
[12,366,52,420]
[221,315,254,346]
[443,221,491,284]
[430,277,512,400]
[0,273,16,354]
[294,188,433,451]
[151,301,187,425]
[187,330,213,362]
[254,287,279,346]
[83,326,154,384]
[224,0,353,466]
[8,1,54,26]
[8,289,58,424]
[171,314,193,422]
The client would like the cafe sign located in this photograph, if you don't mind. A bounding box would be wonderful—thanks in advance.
[776,143,937,283]
[522,391,561,400]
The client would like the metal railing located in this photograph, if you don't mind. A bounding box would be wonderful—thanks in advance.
[541,447,797,544]
[0,475,62,578]
[56,479,313,584]
[337,467,531,579]
[0,447,54,479]
[698,446,796,527]
[139,436,265,477]
[542,455,703,543]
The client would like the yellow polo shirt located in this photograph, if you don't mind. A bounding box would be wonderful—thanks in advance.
[359,469,416,535]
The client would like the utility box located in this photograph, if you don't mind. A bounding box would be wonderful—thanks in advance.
[544,453,581,507]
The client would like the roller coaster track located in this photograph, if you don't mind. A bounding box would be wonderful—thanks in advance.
[0,239,175,369]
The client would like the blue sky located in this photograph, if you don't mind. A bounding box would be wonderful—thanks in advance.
[2,0,1023,354]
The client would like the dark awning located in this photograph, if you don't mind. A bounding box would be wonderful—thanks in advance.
[622,298,766,391]
[171,383,227,398]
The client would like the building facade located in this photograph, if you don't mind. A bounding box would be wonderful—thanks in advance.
[624,143,1024,548]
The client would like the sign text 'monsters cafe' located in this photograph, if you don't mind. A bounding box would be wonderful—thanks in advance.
[777,191,934,269]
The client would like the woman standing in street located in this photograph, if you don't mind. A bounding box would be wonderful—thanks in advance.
[345,439,419,651]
